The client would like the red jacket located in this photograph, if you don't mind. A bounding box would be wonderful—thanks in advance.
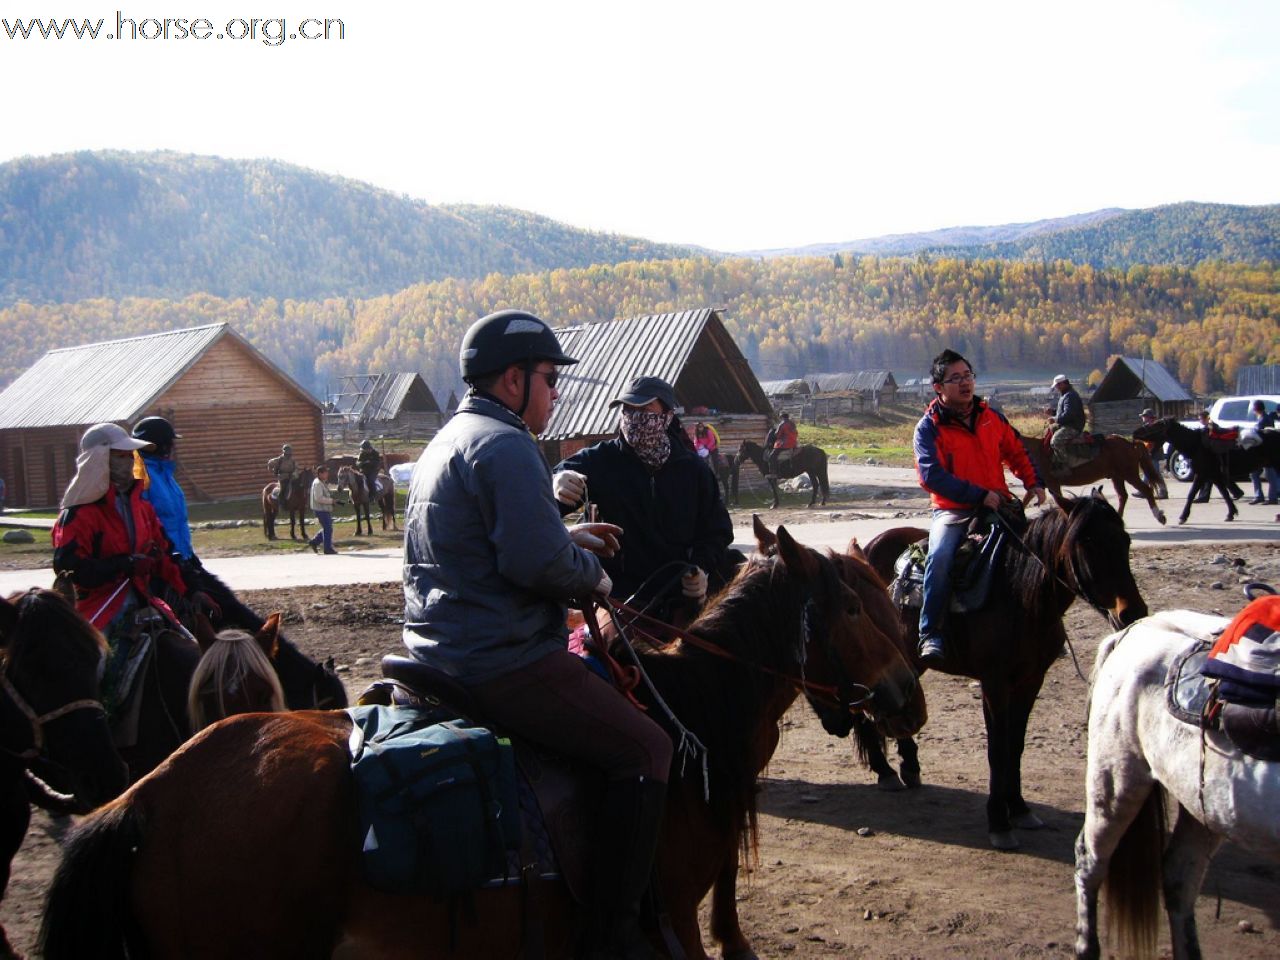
[914,398,1042,511]
[773,419,798,450]
[52,483,187,628]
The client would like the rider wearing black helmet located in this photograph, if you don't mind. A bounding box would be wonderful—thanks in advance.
[131,416,196,563]
[404,310,671,959]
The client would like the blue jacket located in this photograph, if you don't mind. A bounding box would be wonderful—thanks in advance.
[140,455,194,559]
[402,393,603,684]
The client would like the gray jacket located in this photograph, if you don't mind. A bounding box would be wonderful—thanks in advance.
[1054,388,1086,432]
[402,393,602,683]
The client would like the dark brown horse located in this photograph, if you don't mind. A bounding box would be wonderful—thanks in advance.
[863,494,1148,849]
[1,589,127,958]
[40,526,921,960]
[737,439,830,508]
[262,467,314,540]
[336,466,398,536]
[1017,428,1167,525]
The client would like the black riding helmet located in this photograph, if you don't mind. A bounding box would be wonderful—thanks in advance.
[459,310,577,418]
[131,416,181,457]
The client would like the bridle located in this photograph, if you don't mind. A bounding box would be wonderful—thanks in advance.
[0,666,104,763]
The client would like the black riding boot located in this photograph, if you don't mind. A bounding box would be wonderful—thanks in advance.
[584,776,667,960]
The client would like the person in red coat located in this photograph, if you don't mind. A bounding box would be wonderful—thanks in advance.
[767,411,798,477]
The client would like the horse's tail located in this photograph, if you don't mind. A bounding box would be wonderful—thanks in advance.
[1134,441,1166,496]
[40,799,145,960]
[1103,787,1165,960]
[816,447,830,498]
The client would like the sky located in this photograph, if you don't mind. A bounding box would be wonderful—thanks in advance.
[3,0,1278,251]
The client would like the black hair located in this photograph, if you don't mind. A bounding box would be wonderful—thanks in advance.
[931,349,971,384]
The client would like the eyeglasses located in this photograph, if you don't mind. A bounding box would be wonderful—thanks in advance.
[941,372,976,385]
[529,369,559,390]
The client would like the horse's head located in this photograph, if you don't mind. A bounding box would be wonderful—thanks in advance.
[749,522,921,740]
[1131,418,1170,445]
[1046,493,1149,629]
[0,589,127,809]
[187,626,286,732]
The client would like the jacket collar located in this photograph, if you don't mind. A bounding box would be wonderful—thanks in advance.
[459,391,531,434]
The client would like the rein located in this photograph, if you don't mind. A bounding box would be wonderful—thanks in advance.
[0,668,104,760]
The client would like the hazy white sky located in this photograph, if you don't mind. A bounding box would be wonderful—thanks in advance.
[4,0,1277,250]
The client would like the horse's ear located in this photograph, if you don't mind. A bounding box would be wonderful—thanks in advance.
[847,538,868,562]
[256,613,283,659]
[0,596,17,647]
[752,514,777,553]
[775,526,819,580]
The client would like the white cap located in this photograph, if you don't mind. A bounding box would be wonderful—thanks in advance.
[1052,374,1068,386]
[80,422,151,453]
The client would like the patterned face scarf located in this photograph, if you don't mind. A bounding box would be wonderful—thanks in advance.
[619,409,672,470]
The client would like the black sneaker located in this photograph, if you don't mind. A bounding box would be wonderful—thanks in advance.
[1250,497,1266,505]
[309,541,319,554]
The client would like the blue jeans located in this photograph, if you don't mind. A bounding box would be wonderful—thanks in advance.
[1252,466,1280,502]
[309,511,335,553]
[919,510,972,641]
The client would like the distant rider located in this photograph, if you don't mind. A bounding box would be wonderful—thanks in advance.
[357,438,383,499]
[1048,374,1086,465]
[267,443,300,503]
[767,411,798,478]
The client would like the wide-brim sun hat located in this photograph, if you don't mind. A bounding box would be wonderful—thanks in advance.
[1052,374,1068,386]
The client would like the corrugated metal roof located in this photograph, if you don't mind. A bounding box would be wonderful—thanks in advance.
[333,372,439,421]
[542,308,771,440]
[1237,365,1280,395]
[759,378,811,396]
[1091,357,1192,404]
[0,323,319,430]
[805,370,896,393]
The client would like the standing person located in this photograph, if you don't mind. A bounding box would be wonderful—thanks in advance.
[267,443,299,503]
[767,410,798,478]
[357,438,383,499]
[306,465,338,554]
[693,421,722,473]
[552,376,735,620]
[1048,374,1086,465]
[131,416,197,566]
[1248,399,1279,505]
[403,310,671,959]
[914,350,1046,667]
[52,423,217,702]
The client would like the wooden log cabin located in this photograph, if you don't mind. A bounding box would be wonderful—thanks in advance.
[0,323,323,507]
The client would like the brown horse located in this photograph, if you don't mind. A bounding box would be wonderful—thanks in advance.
[262,467,314,540]
[40,526,921,960]
[336,466,398,536]
[1,589,128,958]
[737,438,830,508]
[186,617,287,732]
[1017,428,1166,524]
[862,494,1148,849]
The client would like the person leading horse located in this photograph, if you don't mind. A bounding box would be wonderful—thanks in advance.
[402,309,671,960]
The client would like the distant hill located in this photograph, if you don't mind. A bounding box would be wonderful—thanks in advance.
[0,151,701,306]
[743,202,1280,266]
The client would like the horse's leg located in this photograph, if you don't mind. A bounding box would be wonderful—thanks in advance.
[1111,477,1128,518]
[979,682,1017,849]
[710,857,757,960]
[895,737,921,789]
[1005,675,1048,829]
[1216,478,1238,522]
[0,773,30,959]
[768,477,779,510]
[1126,467,1166,525]
[806,470,818,508]
[851,716,904,791]
[1162,804,1223,960]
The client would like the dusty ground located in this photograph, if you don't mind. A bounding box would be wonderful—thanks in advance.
[5,540,1280,958]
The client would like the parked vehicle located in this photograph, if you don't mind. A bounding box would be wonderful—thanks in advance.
[1167,395,1280,482]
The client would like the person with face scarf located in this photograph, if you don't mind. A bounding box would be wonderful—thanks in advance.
[553,376,735,620]
[52,423,217,638]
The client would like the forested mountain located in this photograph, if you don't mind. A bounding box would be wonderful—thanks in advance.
[2,256,1275,401]
[0,151,700,306]
[748,203,1280,267]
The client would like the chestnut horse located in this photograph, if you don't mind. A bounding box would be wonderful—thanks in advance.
[862,494,1148,849]
[737,439,830,508]
[262,467,314,540]
[1,589,128,958]
[1017,428,1167,525]
[41,526,921,960]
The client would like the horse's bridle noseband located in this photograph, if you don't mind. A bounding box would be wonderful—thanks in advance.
[0,667,105,762]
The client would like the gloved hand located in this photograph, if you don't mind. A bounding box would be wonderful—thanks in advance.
[129,554,156,579]
[553,470,587,507]
[681,566,709,601]
[568,522,623,558]
[189,591,222,621]
[593,570,613,598]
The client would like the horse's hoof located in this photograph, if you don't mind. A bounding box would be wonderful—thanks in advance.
[1011,811,1045,830]
[1178,517,1187,525]
[876,772,907,792]
[1225,514,1235,522]
[1156,513,1167,525]
[901,770,923,789]
[988,830,1020,850]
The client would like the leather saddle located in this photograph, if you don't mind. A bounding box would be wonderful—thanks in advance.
[361,656,595,904]
[1164,640,1280,762]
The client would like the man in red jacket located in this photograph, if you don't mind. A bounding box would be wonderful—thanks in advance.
[913,350,1046,667]
[767,411,799,478]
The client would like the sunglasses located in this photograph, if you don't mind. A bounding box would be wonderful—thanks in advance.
[529,369,560,390]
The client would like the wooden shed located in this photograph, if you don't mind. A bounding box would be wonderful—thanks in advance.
[0,323,322,507]
[1088,357,1196,435]
[804,370,898,415]
[325,372,444,444]
[539,308,774,464]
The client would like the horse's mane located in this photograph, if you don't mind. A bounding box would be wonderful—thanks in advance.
[633,551,841,857]
[1005,496,1123,622]
[0,588,106,674]
[188,629,285,731]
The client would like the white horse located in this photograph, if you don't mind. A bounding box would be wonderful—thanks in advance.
[1074,609,1280,960]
